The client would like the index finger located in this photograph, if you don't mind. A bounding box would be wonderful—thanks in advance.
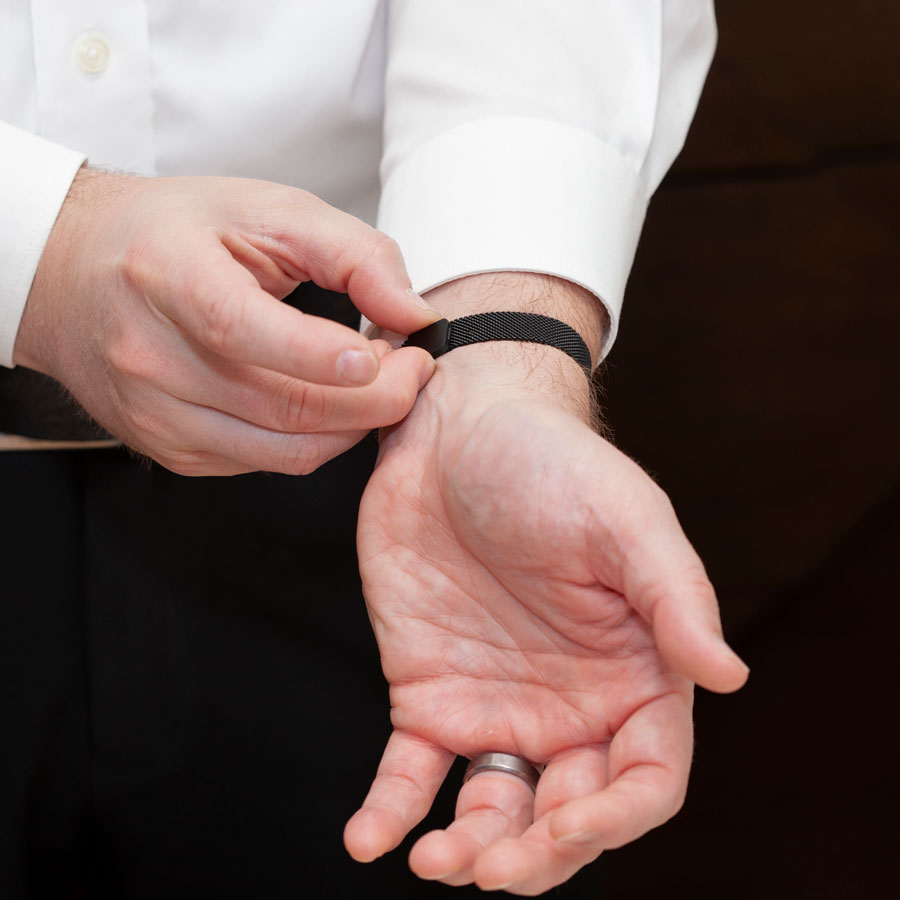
[156,235,395,386]
[223,180,439,336]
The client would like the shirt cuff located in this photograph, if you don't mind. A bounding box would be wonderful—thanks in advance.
[377,116,649,358]
[0,122,85,367]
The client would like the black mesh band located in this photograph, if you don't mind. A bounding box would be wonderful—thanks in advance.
[404,312,592,372]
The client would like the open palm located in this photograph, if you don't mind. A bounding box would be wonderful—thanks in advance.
[346,385,747,894]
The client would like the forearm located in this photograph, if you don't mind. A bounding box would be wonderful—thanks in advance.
[381,2,717,365]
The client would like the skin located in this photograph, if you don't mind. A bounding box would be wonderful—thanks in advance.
[13,168,439,475]
[14,178,747,891]
[344,275,749,894]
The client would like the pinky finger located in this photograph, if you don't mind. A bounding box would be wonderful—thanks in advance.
[134,395,367,476]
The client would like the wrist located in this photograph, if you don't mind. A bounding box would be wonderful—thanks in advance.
[422,272,607,365]
[425,340,594,425]
[417,273,602,424]
[14,167,132,374]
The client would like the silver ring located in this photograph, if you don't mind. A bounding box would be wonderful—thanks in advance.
[463,752,542,793]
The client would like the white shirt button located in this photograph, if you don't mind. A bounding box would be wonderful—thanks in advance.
[74,34,111,73]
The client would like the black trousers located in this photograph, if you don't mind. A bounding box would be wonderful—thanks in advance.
[1,440,439,898]
[0,289,603,898]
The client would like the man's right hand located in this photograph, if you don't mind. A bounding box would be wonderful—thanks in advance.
[13,168,438,475]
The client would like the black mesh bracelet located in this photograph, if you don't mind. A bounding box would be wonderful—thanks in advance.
[403,312,592,372]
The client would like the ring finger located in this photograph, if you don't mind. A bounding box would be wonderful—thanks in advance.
[122,385,366,475]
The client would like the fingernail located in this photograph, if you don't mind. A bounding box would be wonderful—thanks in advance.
[408,287,435,311]
[418,356,436,390]
[555,829,597,845]
[379,329,406,349]
[337,348,378,385]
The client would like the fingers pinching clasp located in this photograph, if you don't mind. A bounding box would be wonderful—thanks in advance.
[463,752,542,793]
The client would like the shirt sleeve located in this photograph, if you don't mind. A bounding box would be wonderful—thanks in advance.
[0,121,85,367]
[377,0,716,355]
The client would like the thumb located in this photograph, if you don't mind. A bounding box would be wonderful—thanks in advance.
[642,567,750,694]
[619,497,749,693]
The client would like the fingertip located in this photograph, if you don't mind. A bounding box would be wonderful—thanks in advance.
[408,830,459,881]
[417,351,437,390]
[336,347,379,385]
[352,278,442,337]
[659,626,750,694]
[343,807,395,863]
[342,810,375,862]
[377,345,436,392]
[702,642,750,694]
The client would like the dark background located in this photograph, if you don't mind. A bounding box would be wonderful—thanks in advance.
[601,2,899,897]
[3,4,896,897]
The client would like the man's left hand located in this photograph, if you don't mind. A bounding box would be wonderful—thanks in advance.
[344,337,748,894]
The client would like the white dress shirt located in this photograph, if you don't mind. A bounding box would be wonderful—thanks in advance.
[0,0,716,370]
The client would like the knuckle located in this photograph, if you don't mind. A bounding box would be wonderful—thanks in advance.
[270,377,310,430]
[667,784,688,821]
[293,457,321,476]
[113,394,177,462]
[364,230,404,272]
[278,435,345,476]
[342,229,399,274]
[288,185,315,206]
[200,289,246,356]
[283,447,320,476]
[635,581,667,619]
[157,449,209,477]
[265,377,330,433]
[329,227,403,291]
[368,230,400,261]
[119,397,160,440]
[106,335,145,378]
[294,383,330,431]
[281,380,313,430]
[105,326,162,381]
[119,241,156,293]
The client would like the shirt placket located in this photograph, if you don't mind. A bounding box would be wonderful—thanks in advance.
[29,0,154,174]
